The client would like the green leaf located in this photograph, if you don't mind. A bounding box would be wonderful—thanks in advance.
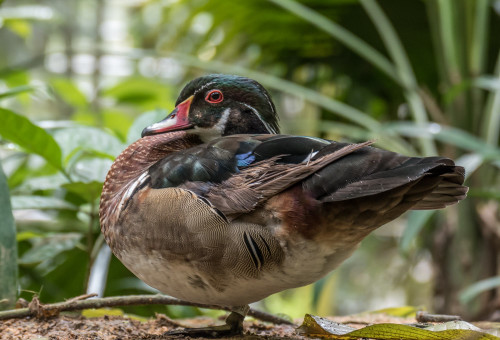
[19,173,69,192]
[466,189,500,201]
[62,181,103,202]
[0,160,18,310]
[473,76,500,91]
[455,153,483,178]
[18,233,83,275]
[127,109,168,144]
[52,126,124,160]
[0,108,63,171]
[16,231,43,242]
[104,78,174,110]
[68,158,112,184]
[81,308,148,322]
[383,122,500,161]
[10,195,78,211]
[0,85,34,100]
[3,19,31,38]
[460,276,500,304]
[50,78,88,108]
[102,110,134,141]
[268,0,398,83]
[318,120,415,155]
[483,52,500,146]
[82,308,125,318]
[400,210,435,253]
[297,314,500,339]
[370,306,419,318]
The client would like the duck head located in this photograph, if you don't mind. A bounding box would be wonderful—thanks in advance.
[142,74,279,141]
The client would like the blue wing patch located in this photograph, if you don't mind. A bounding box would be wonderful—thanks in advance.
[235,151,256,167]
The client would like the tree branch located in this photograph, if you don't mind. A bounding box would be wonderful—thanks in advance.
[0,294,294,326]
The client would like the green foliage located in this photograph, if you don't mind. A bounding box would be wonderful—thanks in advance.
[0,108,63,171]
[0,85,34,100]
[50,78,88,108]
[104,78,174,110]
[0,160,18,310]
[460,276,500,305]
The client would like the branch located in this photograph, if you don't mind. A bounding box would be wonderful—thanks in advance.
[0,294,294,326]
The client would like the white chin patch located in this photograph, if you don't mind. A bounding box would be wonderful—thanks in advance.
[193,108,231,143]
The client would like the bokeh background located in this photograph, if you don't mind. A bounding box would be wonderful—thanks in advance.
[1,0,499,321]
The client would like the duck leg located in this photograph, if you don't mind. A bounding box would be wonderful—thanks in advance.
[164,305,248,337]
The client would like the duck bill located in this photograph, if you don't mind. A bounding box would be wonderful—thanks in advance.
[141,95,194,137]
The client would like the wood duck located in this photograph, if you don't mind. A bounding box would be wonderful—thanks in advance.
[99,74,467,336]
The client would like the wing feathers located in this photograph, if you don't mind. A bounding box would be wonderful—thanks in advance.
[207,141,374,215]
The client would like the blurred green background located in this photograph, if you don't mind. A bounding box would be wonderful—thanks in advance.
[0,0,499,321]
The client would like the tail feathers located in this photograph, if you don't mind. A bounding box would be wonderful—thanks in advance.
[316,155,467,210]
[411,171,468,210]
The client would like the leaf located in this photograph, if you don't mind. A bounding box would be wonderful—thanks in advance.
[16,231,43,242]
[19,173,69,192]
[473,76,500,91]
[52,126,124,160]
[0,160,18,309]
[383,122,500,161]
[370,306,419,318]
[104,78,174,110]
[0,108,63,171]
[268,0,398,82]
[400,210,435,253]
[62,181,103,202]
[102,110,134,141]
[126,109,169,144]
[82,308,148,322]
[297,314,500,339]
[50,78,88,107]
[3,19,31,38]
[0,85,34,100]
[455,153,483,178]
[460,276,500,305]
[68,158,113,184]
[10,195,78,211]
[466,189,500,201]
[82,308,125,318]
[18,233,83,266]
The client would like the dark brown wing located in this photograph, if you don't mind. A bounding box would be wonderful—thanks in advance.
[145,134,466,217]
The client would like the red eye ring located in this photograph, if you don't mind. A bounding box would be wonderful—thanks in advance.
[205,89,223,104]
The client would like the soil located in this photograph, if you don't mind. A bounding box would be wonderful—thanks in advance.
[0,312,416,339]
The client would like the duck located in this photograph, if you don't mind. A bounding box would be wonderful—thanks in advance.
[99,74,468,336]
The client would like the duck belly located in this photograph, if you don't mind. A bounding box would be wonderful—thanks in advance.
[112,225,358,307]
[108,187,359,306]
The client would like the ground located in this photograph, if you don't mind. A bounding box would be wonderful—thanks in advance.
[0,312,417,339]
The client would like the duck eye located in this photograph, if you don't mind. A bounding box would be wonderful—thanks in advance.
[205,90,223,104]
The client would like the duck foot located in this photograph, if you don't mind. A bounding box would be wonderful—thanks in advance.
[164,311,244,338]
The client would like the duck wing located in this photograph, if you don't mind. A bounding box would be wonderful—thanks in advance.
[147,134,466,217]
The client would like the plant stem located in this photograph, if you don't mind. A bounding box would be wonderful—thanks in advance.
[483,51,500,146]
[0,294,295,325]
